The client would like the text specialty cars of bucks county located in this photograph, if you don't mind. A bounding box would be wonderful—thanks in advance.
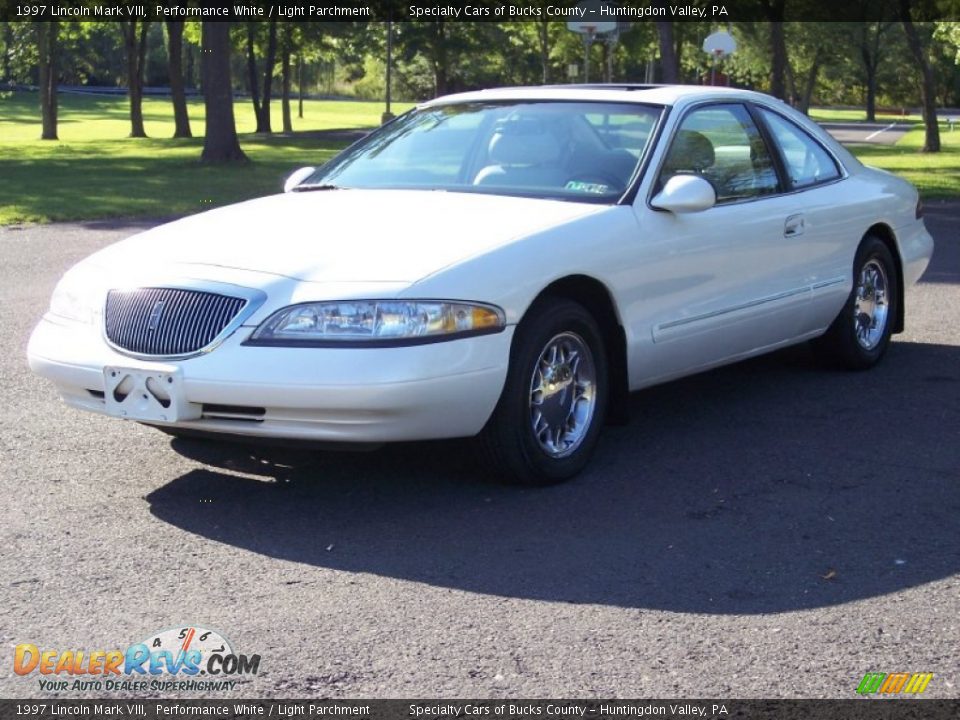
[28,85,934,485]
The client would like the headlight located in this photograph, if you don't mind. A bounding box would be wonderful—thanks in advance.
[246,300,505,346]
[48,271,101,325]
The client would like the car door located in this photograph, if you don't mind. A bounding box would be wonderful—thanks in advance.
[626,102,814,386]
[753,105,854,335]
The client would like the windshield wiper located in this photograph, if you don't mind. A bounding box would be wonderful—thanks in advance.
[291,183,342,192]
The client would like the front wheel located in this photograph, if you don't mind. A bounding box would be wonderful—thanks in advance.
[477,298,608,485]
[815,235,899,370]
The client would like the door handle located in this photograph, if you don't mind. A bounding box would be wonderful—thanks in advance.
[784,214,805,237]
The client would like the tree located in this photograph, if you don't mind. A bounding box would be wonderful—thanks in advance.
[898,0,940,151]
[655,22,679,83]
[245,19,278,133]
[37,22,59,141]
[848,1,899,121]
[393,22,486,97]
[761,0,788,99]
[936,21,960,63]
[165,18,192,138]
[534,17,552,83]
[120,20,150,138]
[200,22,246,163]
[2,22,12,81]
[783,22,849,114]
[857,21,895,121]
[280,22,293,132]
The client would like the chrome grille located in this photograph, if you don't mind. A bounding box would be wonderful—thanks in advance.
[104,288,246,357]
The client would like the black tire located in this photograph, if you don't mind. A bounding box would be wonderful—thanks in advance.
[814,235,899,370]
[476,297,608,485]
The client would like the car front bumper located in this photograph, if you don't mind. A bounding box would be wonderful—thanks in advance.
[27,316,513,442]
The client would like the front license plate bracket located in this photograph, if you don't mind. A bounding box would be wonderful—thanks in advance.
[102,366,201,423]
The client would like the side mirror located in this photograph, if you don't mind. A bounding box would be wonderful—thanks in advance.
[284,166,316,193]
[650,174,716,214]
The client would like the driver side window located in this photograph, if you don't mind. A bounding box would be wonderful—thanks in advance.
[659,104,779,204]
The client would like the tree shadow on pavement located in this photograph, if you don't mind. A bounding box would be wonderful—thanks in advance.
[146,340,960,615]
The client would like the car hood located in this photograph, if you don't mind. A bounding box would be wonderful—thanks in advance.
[88,190,608,284]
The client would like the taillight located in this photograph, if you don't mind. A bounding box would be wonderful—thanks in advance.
[916,199,924,219]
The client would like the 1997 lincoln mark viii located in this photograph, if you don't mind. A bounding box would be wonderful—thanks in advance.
[28,85,934,484]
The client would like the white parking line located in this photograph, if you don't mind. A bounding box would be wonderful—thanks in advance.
[864,122,899,141]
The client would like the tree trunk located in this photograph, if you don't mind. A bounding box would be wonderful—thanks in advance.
[536,19,550,84]
[769,20,787,99]
[864,64,877,122]
[166,20,192,138]
[122,21,149,138]
[201,22,247,163]
[784,56,797,105]
[798,49,823,115]
[245,22,261,130]
[281,31,292,133]
[257,20,277,133]
[185,41,195,89]
[655,22,678,83]
[432,22,448,96]
[899,0,940,152]
[297,55,304,119]
[37,22,58,140]
[860,23,880,123]
[2,22,13,82]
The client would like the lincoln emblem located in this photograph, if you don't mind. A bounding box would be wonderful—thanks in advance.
[146,300,165,331]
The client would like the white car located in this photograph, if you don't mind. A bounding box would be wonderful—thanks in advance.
[28,85,934,485]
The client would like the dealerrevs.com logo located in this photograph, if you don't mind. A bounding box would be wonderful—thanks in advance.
[14,626,260,692]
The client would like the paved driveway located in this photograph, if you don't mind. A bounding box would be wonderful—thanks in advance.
[820,121,911,145]
[1,205,958,698]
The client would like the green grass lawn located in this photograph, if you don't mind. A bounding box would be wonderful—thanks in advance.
[849,124,960,198]
[0,90,412,224]
[0,92,957,225]
[808,107,923,123]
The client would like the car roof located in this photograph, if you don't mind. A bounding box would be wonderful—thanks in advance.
[420,84,784,110]
[417,83,863,174]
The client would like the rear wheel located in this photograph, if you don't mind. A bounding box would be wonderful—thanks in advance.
[477,298,608,485]
[815,235,899,370]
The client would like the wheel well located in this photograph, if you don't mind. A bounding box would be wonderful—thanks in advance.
[532,275,630,424]
[865,223,905,333]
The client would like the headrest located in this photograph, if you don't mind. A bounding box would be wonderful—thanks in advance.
[488,118,560,166]
[663,130,715,173]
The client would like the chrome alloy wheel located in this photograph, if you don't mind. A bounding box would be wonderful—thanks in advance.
[529,331,597,458]
[853,258,890,350]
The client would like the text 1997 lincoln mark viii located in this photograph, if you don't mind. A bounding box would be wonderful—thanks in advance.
[28,85,934,484]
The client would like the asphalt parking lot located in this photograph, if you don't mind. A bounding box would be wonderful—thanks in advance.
[1,204,958,699]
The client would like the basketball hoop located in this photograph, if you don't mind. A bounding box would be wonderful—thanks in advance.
[567,1,618,84]
[703,31,737,87]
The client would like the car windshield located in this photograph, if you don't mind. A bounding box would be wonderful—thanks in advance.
[302,101,662,203]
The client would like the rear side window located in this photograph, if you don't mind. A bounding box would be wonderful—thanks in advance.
[658,103,779,203]
[758,108,841,189]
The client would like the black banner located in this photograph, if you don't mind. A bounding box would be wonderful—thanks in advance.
[3,0,959,23]
[0,700,959,720]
